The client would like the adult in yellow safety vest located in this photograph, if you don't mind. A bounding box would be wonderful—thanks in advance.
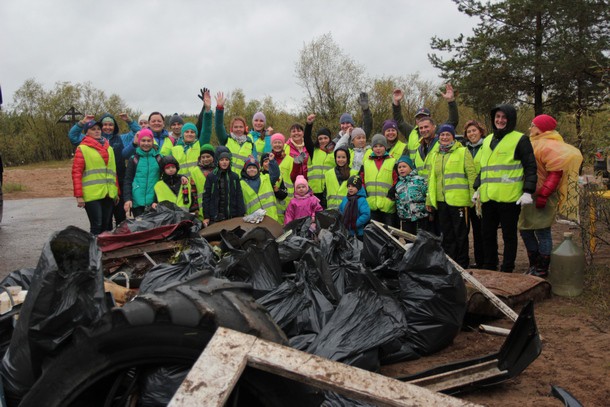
[248,111,273,157]
[72,120,119,235]
[240,157,279,222]
[360,134,398,227]
[213,91,257,175]
[412,117,440,178]
[391,84,459,161]
[304,113,336,208]
[269,133,294,224]
[381,120,407,159]
[473,104,537,273]
[425,124,477,268]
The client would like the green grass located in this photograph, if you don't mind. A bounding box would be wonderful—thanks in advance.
[3,182,26,192]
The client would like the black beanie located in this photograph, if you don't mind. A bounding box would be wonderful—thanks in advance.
[347,175,362,190]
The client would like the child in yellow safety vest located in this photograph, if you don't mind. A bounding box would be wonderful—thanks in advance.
[240,157,280,222]
[152,156,198,215]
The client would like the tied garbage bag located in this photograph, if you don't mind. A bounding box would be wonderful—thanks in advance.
[361,224,404,273]
[215,227,283,297]
[1,227,109,402]
[396,230,467,357]
[139,238,217,294]
[97,202,201,252]
[307,286,407,371]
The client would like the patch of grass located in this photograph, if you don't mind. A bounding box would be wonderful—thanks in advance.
[2,182,26,193]
[6,159,72,170]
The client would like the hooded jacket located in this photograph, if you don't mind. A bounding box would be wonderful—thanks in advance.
[283,188,322,225]
[473,105,537,194]
[203,164,245,222]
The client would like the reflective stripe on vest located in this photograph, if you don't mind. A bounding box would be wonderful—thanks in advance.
[226,138,254,175]
[172,142,201,178]
[407,128,420,159]
[309,149,336,193]
[79,145,118,202]
[479,131,524,203]
[363,156,396,213]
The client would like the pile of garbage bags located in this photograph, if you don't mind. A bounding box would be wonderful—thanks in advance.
[0,208,467,406]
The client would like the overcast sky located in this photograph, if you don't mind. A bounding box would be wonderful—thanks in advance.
[1,0,476,116]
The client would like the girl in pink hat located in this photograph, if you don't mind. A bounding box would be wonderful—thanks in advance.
[283,175,323,226]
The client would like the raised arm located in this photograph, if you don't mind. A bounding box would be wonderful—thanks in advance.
[214,92,229,146]
[442,84,459,128]
[392,89,414,137]
[304,114,315,157]
[359,92,373,137]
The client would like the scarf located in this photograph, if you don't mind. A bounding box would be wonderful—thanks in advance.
[439,141,455,154]
[272,150,285,163]
[466,138,484,148]
[230,132,248,144]
[342,194,360,231]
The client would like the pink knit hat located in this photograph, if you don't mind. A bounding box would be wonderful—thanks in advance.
[137,128,154,143]
[295,175,308,189]
[532,114,557,133]
[270,133,285,144]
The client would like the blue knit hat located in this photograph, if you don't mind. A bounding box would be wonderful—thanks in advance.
[339,113,355,126]
[397,155,415,169]
[437,124,456,137]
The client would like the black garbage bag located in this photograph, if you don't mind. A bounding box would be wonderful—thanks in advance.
[283,215,316,238]
[0,268,35,290]
[315,210,362,266]
[329,263,371,298]
[138,365,190,407]
[361,224,404,273]
[215,227,283,297]
[0,226,109,401]
[277,234,316,276]
[307,286,407,371]
[396,230,467,357]
[118,201,202,233]
[139,238,216,294]
[322,391,377,407]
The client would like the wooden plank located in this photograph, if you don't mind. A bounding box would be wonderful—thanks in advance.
[406,360,506,392]
[170,328,480,407]
[248,337,478,406]
[370,220,519,322]
[168,327,256,407]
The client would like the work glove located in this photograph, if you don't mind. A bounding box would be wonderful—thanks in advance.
[358,92,369,111]
[471,190,480,204]
[516,192,533,206]
[293,152,306,164]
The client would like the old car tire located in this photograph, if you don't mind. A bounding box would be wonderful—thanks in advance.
[19,273,316,407]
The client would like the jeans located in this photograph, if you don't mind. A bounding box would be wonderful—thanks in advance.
[84,197,114,235]
[520,228,553,256]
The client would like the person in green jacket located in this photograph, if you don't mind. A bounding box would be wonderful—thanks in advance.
[123,129,161,217]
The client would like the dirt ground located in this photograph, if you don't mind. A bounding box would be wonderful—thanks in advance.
[3,160,610,406]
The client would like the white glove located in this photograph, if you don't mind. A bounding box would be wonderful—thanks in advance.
[516,192,533,206]
[471,190,480,204]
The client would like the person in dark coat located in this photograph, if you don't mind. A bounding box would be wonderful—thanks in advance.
[202,147,245,226]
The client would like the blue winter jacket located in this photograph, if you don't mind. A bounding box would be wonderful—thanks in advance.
[339,187,371,237]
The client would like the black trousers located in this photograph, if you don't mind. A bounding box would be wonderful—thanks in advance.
[481,200,521,272]
[108,193,125,230]
[468,206,484,267]
[437,202,470,269]
[85,197,114,236]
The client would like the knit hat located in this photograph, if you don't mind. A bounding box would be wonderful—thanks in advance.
[339,113,355,126]
[351,127,366,141]
[347,175,362,190]
[200,144,215,157]
[252,111,266,124]
[295,175,308,189]
[216,146,232,161]
[243,157,260,171]
[159,155,180,172]
[138,113,148,123]
[260,152,271,166]
[83,120,102,133]
[181,122,198,137]
[101,116,114,124]
[371,134,388,148]
[317,127,332,138]
[415,108,431,118]
[532,114,557,133]
[437,124,456,137]
[270,133,285,144]
[382,119,398,134]
[397,155,415,170]
[137,128,154,143]
[169,114,184,125]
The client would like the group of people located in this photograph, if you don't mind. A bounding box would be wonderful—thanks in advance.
[70,85,582,276]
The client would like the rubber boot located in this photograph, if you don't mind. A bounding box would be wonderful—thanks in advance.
[525,251,539,275]
[533,255,550,278]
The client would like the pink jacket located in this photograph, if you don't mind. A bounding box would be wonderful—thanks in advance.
[283,190,322,225]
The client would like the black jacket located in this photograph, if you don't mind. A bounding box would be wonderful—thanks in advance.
[203,167,245,222]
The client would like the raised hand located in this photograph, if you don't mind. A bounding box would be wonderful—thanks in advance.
[203,89,211,110]
[306,114,316,124]
[119,113,130,122]
[392,89,404,105]
[441,83,455,101]
[358,92,369,110]
[215,91,226,108]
